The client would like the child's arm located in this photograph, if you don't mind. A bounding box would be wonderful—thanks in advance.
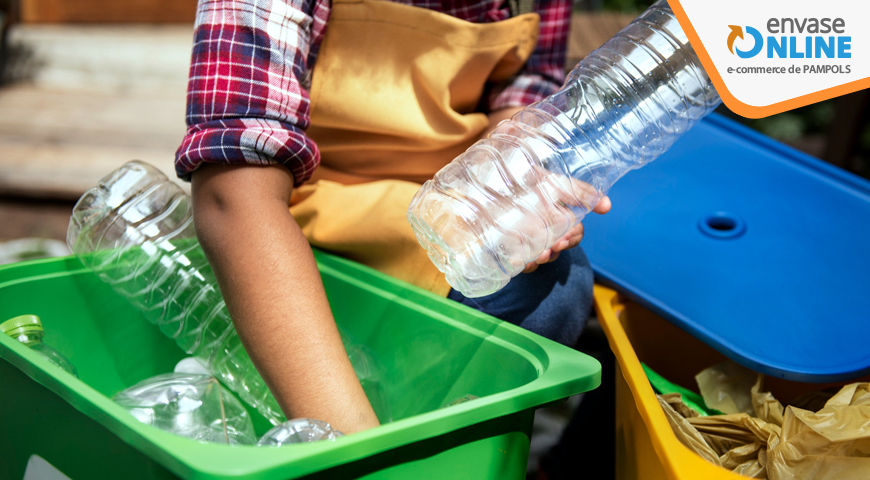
[173,0,377,433]
[191,163,379,434]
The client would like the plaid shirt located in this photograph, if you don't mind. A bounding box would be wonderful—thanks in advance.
[175,0,572,186]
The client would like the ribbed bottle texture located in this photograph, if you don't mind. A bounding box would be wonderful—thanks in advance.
[67,161,286,424]
[407,0,721,297]
[68,161,392,425]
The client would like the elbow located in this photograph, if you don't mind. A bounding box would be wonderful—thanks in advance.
[189,163,296,248]
[190,178,233,255]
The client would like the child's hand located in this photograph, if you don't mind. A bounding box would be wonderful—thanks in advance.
[522,196,611,273]
[479,106,612,274]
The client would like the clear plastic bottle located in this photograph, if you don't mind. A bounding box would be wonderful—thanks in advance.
[343,331,391,423]
[67,161,390,425]
[257,418,344,446]
[1,314,78,377]
[407,0,721,298]
[113,373,257,445]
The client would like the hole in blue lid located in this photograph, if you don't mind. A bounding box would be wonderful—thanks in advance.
[699,212,746,239]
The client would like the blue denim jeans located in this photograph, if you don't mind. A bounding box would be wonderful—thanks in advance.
[447,246,594,347]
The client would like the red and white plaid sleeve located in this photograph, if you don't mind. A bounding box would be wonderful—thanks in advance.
[486,0,572,111]
[175,0,330,187]
[176,0,570,183]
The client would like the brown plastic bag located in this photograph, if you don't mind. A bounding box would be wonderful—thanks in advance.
[658,394,722,466]
[688,410,779,478]
[767,383,870,480]
[695,362,758,414]
[659,376,870,479]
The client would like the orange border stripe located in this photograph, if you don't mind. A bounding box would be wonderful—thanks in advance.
[668,0,870,119]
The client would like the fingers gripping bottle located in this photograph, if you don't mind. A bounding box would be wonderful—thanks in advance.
[407,0,721,297]
[67,161,390,425]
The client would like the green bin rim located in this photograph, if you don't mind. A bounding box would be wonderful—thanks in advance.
[0,251,601,480]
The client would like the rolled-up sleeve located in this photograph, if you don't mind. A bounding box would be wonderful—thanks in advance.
[175,0,326,187]
[486,0,572,111]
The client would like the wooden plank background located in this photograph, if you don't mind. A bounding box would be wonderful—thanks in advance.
[21,0,198,23]
[0,25,190,199]
[567,12,635,68]
[0,13,633,200]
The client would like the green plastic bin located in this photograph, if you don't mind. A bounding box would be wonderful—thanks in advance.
[0,250,600,479]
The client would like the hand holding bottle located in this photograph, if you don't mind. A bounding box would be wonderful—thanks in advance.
[408,0,720,297]
[522,194,611,273]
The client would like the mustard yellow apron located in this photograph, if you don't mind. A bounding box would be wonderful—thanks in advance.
[290,0,539,296]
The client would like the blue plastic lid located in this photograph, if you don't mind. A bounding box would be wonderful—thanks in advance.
[582,113,870,383]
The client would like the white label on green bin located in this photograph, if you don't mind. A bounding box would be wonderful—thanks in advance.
[23,455,72,480]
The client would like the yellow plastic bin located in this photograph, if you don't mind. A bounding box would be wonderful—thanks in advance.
[593,285,867,480]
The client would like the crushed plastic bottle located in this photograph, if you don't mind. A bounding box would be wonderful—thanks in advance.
[174,357,211,376]
[257,418,344,446]
[1,315,78,377]
[114,373,256,445]
[343,331,391,423]
[407,0,721,297]
[67,161,391,425]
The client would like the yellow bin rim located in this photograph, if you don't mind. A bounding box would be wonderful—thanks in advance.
[594,285,749,480]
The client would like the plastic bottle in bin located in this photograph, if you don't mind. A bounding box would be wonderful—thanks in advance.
[113,373,257,445]
[257,418,344,446]
[1,315,78,377]
[66,161,391,425]
[407,0,721,298]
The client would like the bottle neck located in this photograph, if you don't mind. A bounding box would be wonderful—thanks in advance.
[11,330,44,346]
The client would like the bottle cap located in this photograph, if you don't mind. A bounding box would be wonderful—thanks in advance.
[1,314,44,337]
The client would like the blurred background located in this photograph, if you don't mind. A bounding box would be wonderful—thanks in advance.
[0,0,868,262]
[0,0,196,261]
[0,1,867,477]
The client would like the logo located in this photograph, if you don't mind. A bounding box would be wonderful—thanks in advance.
[727,25,763,58]
[669,0,868,118]
[727,19,851,59]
